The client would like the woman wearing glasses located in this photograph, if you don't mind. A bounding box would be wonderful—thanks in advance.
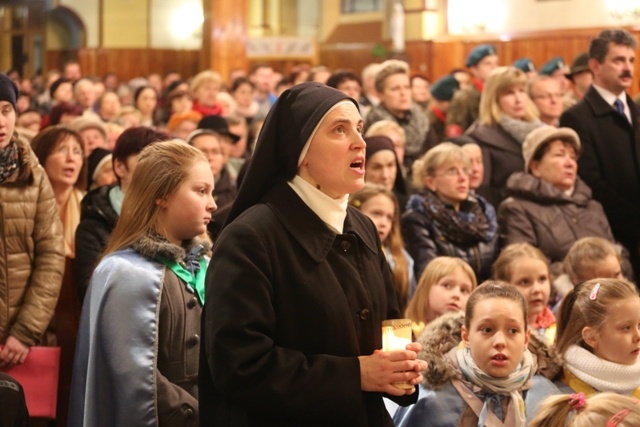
[401,142,498,281]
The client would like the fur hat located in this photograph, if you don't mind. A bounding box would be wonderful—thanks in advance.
[522,125,580,172]
[0,73,19,111]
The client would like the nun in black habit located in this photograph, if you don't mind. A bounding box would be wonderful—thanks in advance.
[200,82,426,426]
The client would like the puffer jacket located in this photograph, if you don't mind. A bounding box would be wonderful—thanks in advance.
[394,312,561,427]
[499,172,616,265]
[0,136,64,346]
[401,193,498,281]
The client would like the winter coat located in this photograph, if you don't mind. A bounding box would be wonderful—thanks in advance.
[401,193,498,282]
[69,233,210,427]
[74,184,119,301]
[200,181,414,427]
[0,136,64,346]
[499,173,616,266]
[394,312,561,427]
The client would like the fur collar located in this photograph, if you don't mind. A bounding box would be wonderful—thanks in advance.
[417,311,562,389]
[130,232,212,263]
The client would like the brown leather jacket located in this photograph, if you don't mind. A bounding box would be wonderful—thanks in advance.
[0,136,64,346]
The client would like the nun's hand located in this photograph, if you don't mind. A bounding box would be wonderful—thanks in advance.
[358,348,427,396]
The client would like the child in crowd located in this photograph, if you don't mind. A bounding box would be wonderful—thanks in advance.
[69,140,217,426]
[493,243,556,344]
[530,392,640,427]
[564,236,624,285]
[405,257,476,338]
[394,281,559,427]
[349,183,415,311]
[555,278,640,398]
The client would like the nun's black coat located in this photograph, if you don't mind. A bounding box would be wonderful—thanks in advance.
[200,83,415,426]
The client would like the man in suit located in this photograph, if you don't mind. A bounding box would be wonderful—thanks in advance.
[560,29,640,278]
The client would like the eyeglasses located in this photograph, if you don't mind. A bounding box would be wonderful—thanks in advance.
[436,166,471,177]
[52,145,84,158]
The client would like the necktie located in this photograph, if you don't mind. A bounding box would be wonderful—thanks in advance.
[614,98,625,115]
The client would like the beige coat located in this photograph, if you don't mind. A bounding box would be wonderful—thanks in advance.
[0,136,64,346]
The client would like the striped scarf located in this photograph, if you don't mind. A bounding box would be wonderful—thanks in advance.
[0,141,19,184]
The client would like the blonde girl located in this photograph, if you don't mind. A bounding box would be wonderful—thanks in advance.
[349,183,415,311]
[394,281,559,427]
[564,236,624,285]
[493,243,556,344]
[70,140,217,426]
[555,278,640,397]
[405,257,476,337]
[530,392,640,427]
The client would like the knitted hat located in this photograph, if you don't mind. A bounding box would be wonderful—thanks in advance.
[0,73,19,111]
[430,75,460,101]
[539,56,568,76]
[522,125,580,172]
[513,57,536,73]
[466,44,497,67]
[87,148,113,187]
[565,52,590,80]
[198,115,240,143]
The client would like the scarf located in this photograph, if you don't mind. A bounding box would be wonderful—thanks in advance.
[418,191,494,246]
[498,116,544,145]
[0,141,19,184]
[564,345,640,395]
[108,185,125,215]
[452,344,534,427]
[63,188,85,257]
[157,244,208,304]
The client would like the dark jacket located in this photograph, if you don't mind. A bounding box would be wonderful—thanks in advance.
[70,234,208,427]
[560,86,640,276]
[499,173,615,265]
[401,193,498,282]
[74,184,119,301]
[200,181,412,427]
[465,122,524,208]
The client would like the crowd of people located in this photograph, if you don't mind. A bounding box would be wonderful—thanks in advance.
[1,27,640,426]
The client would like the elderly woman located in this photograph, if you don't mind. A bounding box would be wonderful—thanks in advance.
[498,125,621,275]
[365,59,438,173]
[466,66,544,207]
[190,70,223,117]
[0,73,64,368]
[200,83,426,426]
[402,142,498,281]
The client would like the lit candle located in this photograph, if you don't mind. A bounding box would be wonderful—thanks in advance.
[381,319,414,390]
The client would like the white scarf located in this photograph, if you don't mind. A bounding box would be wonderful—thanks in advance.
[288,175,348,234]
[564,345,640,395]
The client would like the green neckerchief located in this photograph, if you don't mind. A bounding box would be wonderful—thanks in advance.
[157,257,207,304]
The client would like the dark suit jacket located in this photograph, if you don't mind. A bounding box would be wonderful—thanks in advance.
[560,86,640,274]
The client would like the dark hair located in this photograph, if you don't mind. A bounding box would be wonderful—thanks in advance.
[231,77,255,93]
[112,127,171,183]
[31,125,87,190]
[464,280,528,329]
[326,70,361,89]
[589,29,638,63]
[133,85,157,106]
[410,74,430,84]
[48,102,83,125]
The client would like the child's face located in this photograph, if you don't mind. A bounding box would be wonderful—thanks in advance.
[359,194,395,244]
[426,267,473,322]
[584,255,623,282]
[462,297,530,378]
[587,297,640,365]
[509,257,550,324]
[156,159,216,245]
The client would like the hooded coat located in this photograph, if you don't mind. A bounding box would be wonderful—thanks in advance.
[393,312,561,427]
[200,83,414,426]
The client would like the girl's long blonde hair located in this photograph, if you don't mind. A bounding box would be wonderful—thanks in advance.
[406,257,477,324]
[349,184,409,304]
[104,140,209,255]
